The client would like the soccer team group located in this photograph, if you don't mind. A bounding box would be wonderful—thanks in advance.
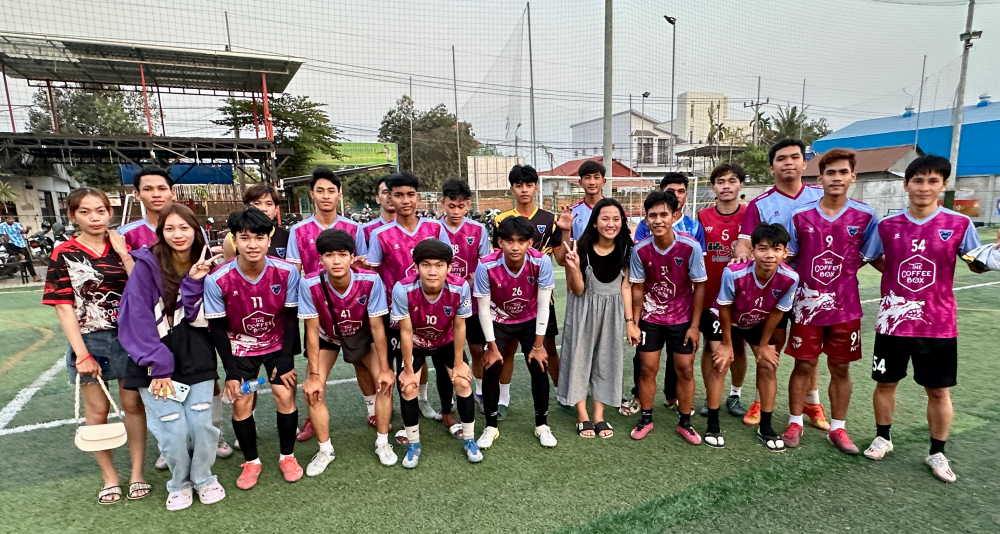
[43,137,992,510]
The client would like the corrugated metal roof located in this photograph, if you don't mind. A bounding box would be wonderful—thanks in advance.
[544,156,640,177]
[804,145,919,177]
[0,32,303,92]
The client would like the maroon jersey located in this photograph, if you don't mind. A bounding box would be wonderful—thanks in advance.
[391,273,473,349]
[298,269,388,344]
[474,248,555,324]
[698,204,746,307]
[366,218,450,324]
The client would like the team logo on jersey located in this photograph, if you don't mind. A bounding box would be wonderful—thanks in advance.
[443,306,453,316]
[537,225,547,235]
[939,229,953,241]
[847,226,859,236]
[466,236,475,245]
[898,254,936,292]
[527,276,536,285]
[358,294,369,305]
[674,257,683,266]
[704,226,713,233]
[271,284,281,295]
[772,289,782,299]
[276,247,287,258]
[309,239,315,244]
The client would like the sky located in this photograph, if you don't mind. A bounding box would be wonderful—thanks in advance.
[0,0,997,168]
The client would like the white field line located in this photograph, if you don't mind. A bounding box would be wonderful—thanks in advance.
[859,279,1000,304]
[0,358,63,429]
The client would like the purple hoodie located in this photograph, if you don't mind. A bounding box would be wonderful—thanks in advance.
[119,247,209,379]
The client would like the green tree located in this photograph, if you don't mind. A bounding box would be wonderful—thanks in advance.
[720,143,772,184]
[378,96,480,192]
[27,87,158,190]
[214,94,342,179]
[765,105,833,147]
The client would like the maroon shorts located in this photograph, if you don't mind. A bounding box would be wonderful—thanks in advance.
[785,319,862,363]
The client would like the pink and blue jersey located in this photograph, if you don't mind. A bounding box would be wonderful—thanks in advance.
[367,218,451,320]
[118,218,209,250]
[633,214,707,252]
[739,184,824,240]
[474,248,555,324]
[861,207,979,338]
[716,261,799,329]
[287,215,365,277]
[570,199,595,241]
[787,199,879,326]
[443,217,491,312]
[204,257,300,357]
[629,234,708,326]
[391,273,472,349]
[361,216,389,246]
[298,269,388,344]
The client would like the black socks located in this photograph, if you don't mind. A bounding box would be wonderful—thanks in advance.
[707,408,720,434]
[232,415,258,462]
[759,411,774,436]
[876,424,892,441]
[930,438,946,455]
[276,410,298,456]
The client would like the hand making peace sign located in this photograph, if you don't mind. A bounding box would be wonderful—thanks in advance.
[188,245,222,280]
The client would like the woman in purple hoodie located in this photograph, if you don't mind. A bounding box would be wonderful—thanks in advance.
[119,204,225,511]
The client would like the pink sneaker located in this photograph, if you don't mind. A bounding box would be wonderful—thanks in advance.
[630,420,654,440]
[236,462,262,490]
[782,423,804,448]
[367,415,377,427]
[278,456,303,483]
[828,428,860,455]
[676,425,702,445]
[296,418,315,442]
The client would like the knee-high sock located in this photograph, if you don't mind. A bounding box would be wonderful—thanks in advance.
[432,353,455,415]
[232,415,258,462]
[482,360,503,428]
[525,356,549,426]
[276,411,298,456]
[400,397,420,429]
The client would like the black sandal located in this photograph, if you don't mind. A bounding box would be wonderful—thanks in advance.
[757,428,785,452]
[594,421,614,438]
[577,420,595,438]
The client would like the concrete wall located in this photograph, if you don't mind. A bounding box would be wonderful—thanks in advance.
[1,165,78,231]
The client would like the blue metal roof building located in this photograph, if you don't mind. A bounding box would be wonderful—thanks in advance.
[813,96,1000,176]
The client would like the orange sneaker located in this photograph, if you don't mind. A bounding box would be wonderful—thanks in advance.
[236,461,262,490]
[296,418,315,441]
[803,403,831,432]
[742,401,761,426]
[278,456,303,483]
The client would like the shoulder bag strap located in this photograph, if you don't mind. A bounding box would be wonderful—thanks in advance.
[75,373,123,420]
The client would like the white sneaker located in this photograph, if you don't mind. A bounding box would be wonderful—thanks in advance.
[863,436,893,460]
[925,452,957,483]
[165,488,193,511]
[534,425,557,448]
[419,399,442,420]
[477,426,500,449]
[376,443,398,466]
[305,450,336,477]
[155,454,168,470]
[216,436,233,459]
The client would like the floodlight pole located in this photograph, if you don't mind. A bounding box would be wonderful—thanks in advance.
[261,73,273,140]
[1,65,15,133]
[946,0,979,207]
[139,64,153,137]
[453,46,462,180]
[602,0,613,198]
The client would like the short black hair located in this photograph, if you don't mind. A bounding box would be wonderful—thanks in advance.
[310,167,342,190]
[578,159,606,178]
[227,207,274,236]
[242,184,280,206]
[441,177,472,201]
[904,154,951,182]
[412,239,453,265]
[495,216,534,242]
[643,190,679,214]
[135,165,174,189]
[376,174,391,190]
[768,139,806,165]
[316,228,356,255]
[385,171,419,191]
[750,223,790,248]
[508,164,539,185]
[710,163,746,183]
[659,172,689,190]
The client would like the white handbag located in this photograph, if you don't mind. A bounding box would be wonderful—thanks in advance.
[73,374,128,452]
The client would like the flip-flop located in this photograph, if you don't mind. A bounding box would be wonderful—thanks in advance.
[577,420,595,438]
[127,481,152,500]
[98,485,122,505]
[394,429,409,445]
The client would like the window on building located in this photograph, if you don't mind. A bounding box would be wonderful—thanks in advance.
[39,190,55,225]
[690,104,694,118]
[657,138,669,165]
[56,191,68,225]
[638,138,653,164]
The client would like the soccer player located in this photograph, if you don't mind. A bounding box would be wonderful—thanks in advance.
[393,239,483,467]
[696,164,749,424]
[733,139,826,429]
[633,173,707,251]
[361,175,395,245]
[367,172,451,430]
[118,166,178,250]
[555,159,607,251]
[715,223,799,451]
[440,178,491,432]
[222,183,291,260]
[629,190,707,444]
[205,208,303,489]
[475,216,557,449]
[298,229,397,471]
[783,149,878,454]
[288,167,365,442]
[492,164,563,418]
[861,154,986,483]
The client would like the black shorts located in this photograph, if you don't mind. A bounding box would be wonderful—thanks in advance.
[545,301,559,338]
[231,350,295,385]
[733,323,767,347]
[318,332,374,364]
[411,343,464,372]
[466,314,486,346]
[777,310,792,330]
[636,320,694,355]
[384,315,402,373]
[872,334,957,388]
[699,310,723,342]
[494,320,537,356]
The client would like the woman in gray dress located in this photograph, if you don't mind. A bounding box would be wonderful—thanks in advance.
[558,198,639,438]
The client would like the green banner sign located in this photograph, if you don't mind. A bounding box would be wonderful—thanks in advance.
[311,143,398,167]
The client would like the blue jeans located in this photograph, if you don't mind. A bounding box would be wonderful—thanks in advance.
[65,329,130,385]
[140,380,220,493]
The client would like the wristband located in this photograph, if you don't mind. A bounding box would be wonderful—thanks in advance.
[531,345,545,351]
[625,318,635,323]
[75,353,95,366]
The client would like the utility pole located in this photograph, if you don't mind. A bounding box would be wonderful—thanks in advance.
[744,76,769,147]
[452,46,462,179]
[798,78,805,140]
[914,55,927,150]
[527,2,541,206]
[602,0,613,198]
[409,77,414,172]
[665,16,677,169]
[946,0,981,207]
